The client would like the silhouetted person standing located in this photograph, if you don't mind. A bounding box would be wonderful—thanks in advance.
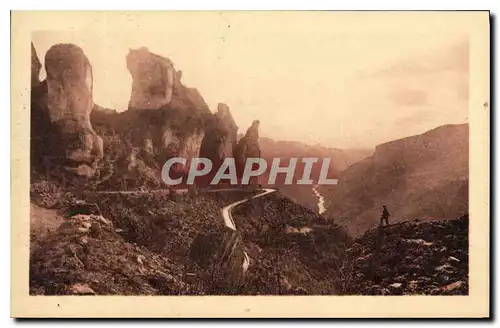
[380,205,390,226]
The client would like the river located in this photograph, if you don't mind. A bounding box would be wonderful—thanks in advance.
[312,184,326,214]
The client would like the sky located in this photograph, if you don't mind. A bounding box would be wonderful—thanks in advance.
[32,12,469,149]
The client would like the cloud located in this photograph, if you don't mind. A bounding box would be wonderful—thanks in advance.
[389,88,428,107]
[369,38,469,78]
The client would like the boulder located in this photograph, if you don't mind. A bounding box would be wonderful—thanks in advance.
[68,283,96,295]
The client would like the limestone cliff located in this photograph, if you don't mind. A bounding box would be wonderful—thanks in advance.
[123,50,211,181]
[216,103,238,152]
[44,44,103,177]
[31,41,46,170]
[234,120,261,184]
[31,42,41,87]
[89,48,213,188]
[127,47,175,110]
[126,47,211,115]
[198,103,238,186]
[31,43,103,180]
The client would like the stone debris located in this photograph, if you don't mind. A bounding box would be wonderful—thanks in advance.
[338,216,468,295]
[435,263,455,273]
[29,201,187,295]
[441,280,464,292]
[403,238,434,246]
[68,283,96,295]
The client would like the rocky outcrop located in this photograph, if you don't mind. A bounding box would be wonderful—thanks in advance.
[85,48,215,189]
[127,47,211,115]
[31,42,41,87]
[45,44,103,177]
[30,46,50,175]
[234,120,261,184]
[118,107,206,185]
[338,215,468,295]
[31,43,103,179]
[29,212,185,295]
[127,47,175,110]
[198,103,239,186]
[108,47,210,184]
[216,103,238,150]
[30,45,215,186]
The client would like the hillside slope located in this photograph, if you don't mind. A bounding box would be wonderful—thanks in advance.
[29,186,352,295]
[339,215,468,295]
[322,124,468,235]
[259,137,372,172]
[259,137,372,212]
[232,191,352,294]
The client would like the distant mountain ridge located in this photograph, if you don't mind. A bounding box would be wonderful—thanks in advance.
[258,137,373,212]
[321,123,469,235]
[259,137,373,172]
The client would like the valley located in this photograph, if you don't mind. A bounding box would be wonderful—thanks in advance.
[28,41,469,296]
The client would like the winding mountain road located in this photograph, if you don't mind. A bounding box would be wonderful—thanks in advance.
[220,188,276,274]
[93,187,277,275]
[220,188,276,230]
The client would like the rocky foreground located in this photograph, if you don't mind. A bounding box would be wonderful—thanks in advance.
[30,180,469,296]
[30,180,239,295]
[338,215,469,295]
[232,193,351,295]
[29,182,347,295]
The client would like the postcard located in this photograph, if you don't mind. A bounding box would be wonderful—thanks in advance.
[11,10,490,318]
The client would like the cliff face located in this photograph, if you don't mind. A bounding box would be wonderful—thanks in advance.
[124,48,211,181]
[198,103,239,186]
[127,47,175,110]
[31,43,48,174]
[216,103,238,151]
[30,43,215,188]
[31,42,41,87]
[31,43,103,179]
[322,124,469,235]
[234,120,261,184]
[126,47,211,114]
[86,48,215,188]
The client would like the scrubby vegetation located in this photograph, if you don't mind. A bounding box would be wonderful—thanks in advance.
[338,215,468,295]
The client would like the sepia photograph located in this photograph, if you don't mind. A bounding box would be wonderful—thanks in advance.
[11,10,490,318]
